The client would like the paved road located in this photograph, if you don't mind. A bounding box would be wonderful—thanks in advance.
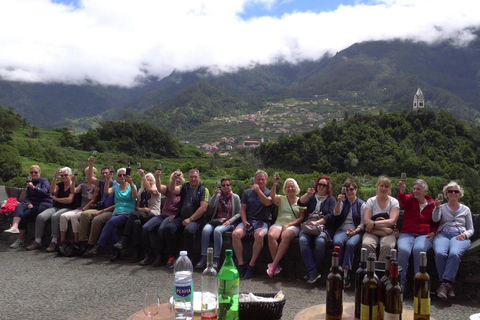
[1,240,479,319]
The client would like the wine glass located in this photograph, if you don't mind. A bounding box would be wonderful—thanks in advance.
[341,187,347,194]
[438,193,444,201]
[400,173,407,180]
[143,291,159,320]
[310,180,316,188]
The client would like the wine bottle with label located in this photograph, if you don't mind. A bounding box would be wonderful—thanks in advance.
[414,252,430,320]
[326,251,343,320]
[384,260,402,320]
[360,253,379,320]
[355,248,368,319]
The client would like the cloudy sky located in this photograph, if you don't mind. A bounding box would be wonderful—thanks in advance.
[0,0,479,87]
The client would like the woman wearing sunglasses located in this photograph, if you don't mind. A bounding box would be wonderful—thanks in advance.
[298,175,336,284]
[196,177,240,269]
[5,165,53,249]
[433,181,474,301]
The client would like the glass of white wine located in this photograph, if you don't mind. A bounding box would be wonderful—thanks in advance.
[400,172,407,180]
[143,291,159,320]
[438,193,444,201]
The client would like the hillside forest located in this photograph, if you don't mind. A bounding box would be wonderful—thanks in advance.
[2,105,480,215]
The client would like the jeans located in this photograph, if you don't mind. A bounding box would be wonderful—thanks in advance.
[14,203,51,230]
[97,212,129,248]
[397,233,433,286]
[299,231,329,275]
[433,230,471,282]
[201,223,235,258]
[141,215,170,255]
[164,216,204,258]
[333,229,362,271]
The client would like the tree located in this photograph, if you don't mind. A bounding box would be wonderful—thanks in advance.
[0,144,22,183]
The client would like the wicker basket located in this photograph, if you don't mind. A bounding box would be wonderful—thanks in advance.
[239,292,286,320]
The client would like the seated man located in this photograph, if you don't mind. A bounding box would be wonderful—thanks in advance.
[232,170,273,279]
[163,168,209,268]
[78,156,117,254]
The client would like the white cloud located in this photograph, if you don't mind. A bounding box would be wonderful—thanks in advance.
[0,0,478,87]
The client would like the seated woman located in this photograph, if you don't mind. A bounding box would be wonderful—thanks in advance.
[83,167,137,261]
[332,178,365,288]
[298,175,336,284]
[396,178,437,289]
[5,165,53,249]
[362,176,399,261]
[26,167,80,252]
[433,181,474,301]
[267,176,305,277]
[196,177,241,269]
[59,166,99,244]
[113,169,161,263]
[140,171,184,267]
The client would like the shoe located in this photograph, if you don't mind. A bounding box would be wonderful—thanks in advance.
[26,242,42,251]
[237,265,247,278]
[4,226,20,234]
[447,283,456,298]
[10,239,24,249]
[307,271,322,284]
[245,265,255,279]
[46,242,57,253]
[343,274,351,289]
[166,257,175,269]
[130,249,142,263]
[83,244,99,258]
[267,264,275,277]
[110,250,121,262]
[151,255,163,267]
[213,257,220,269]
[436,283,449,301]
[141,254,157,266]
[196,255,207,269]
[113,236,128,250]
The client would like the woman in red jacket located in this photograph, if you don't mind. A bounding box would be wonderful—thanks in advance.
[397,178,438,289]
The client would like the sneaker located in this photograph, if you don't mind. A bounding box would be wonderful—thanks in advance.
[448,283,456,298]
[10,239,24,249]
[83,244,99,258]
[267,263,275,277]
[46,242,57,253]
[213,257,220,269]
[436,283,449,301]
[196,255,207,269]
[245,264,255,279]
[26,242,42,251]
[4,226,20,234]
[343,274,351,289]
[113,236,128,250]
[151,256,163,267]
[307,271,322,284]
[237,264,247,278]
[110,250,121,262]
[166,257,175,269]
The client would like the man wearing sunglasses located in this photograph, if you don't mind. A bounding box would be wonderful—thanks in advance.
[79,156,118,255]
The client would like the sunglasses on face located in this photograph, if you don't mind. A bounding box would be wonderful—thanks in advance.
[317,183,328,188]
[117,174,126,177]
[447,190,460,194]
[221,184,230,187]
[60,174,69,177]
[346,188,355,192]
[30,171,39,174]
[101,172,109,175]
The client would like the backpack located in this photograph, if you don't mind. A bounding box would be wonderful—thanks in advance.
[57,240,82,257]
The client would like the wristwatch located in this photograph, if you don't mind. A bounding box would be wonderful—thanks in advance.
[189,217,193,222]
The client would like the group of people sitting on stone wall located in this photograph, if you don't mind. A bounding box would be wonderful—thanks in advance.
[4,158,475,301]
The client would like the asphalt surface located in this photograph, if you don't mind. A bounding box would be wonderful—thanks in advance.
[1,239,479,320]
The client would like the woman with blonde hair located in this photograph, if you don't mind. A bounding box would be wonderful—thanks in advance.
[433,181,474,300]
[362,176,400,261]
[267,176,305,277]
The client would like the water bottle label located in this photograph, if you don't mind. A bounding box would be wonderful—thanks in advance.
[175,285,193,300]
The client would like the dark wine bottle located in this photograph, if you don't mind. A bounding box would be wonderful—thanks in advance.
[354,248,368,319]
[360,253,379,320]
[326,251,343,320]
[333,246,344,280]
[126,161,131,176]
[414,252,430,320]
[378,255,392,320]
[384,260,402,319]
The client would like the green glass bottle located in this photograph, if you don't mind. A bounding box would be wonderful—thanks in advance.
[218,249,239,320]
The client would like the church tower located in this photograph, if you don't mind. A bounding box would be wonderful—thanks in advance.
[413,88,425,110]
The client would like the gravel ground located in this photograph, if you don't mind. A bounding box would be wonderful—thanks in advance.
[1,240,479,320]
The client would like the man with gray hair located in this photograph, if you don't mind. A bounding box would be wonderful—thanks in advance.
[232,170,273,279]
[397,178,438,290]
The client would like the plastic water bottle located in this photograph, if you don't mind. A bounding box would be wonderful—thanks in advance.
[174,251,194,320]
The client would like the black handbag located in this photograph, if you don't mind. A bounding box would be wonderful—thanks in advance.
[209,218,227,226]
